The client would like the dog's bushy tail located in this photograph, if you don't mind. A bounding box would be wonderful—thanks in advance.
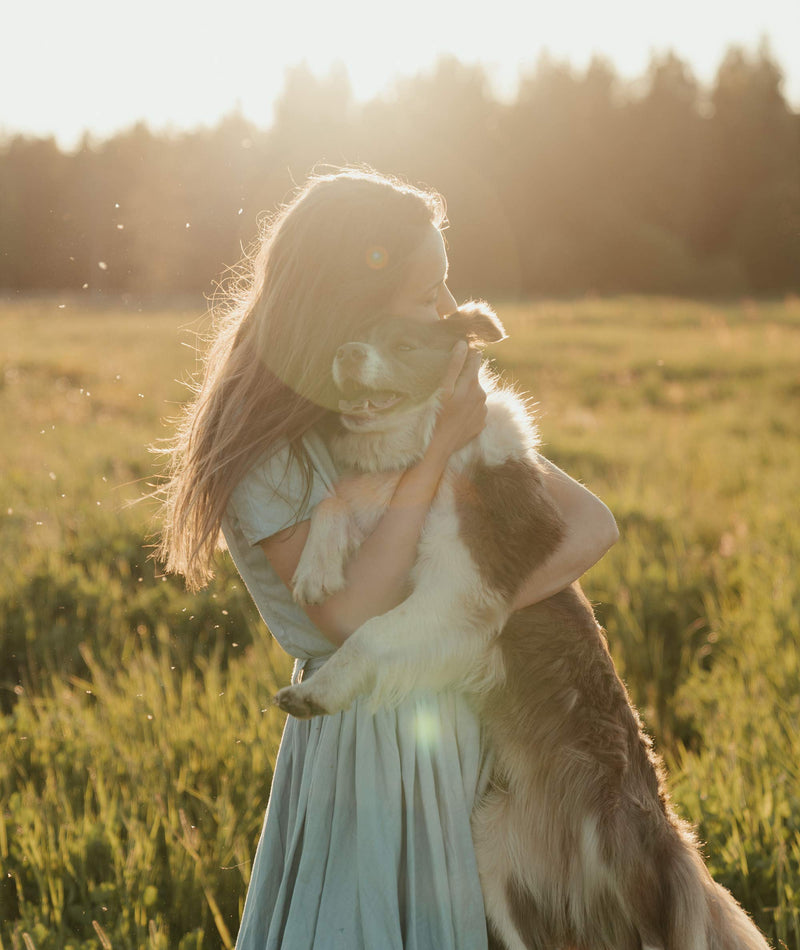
[704,876,771,950]
[664,835,770,950]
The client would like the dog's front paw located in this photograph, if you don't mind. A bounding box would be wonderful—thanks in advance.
[292,561,346,606]
[273,684,330,719]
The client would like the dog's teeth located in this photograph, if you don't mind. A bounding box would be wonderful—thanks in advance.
[338,398,369,412]
[338,392,401,415]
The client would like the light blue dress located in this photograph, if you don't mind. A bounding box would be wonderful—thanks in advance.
[221,429,492,950]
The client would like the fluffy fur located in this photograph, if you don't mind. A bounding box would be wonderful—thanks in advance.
[274,303,770,950]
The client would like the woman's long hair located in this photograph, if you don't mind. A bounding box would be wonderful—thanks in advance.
[156,167,446,590]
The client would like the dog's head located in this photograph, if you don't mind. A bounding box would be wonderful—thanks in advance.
[332,301,505,431]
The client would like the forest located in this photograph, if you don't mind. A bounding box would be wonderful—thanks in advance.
[1,43,798,301]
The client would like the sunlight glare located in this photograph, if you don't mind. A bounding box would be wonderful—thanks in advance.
[2,0,798,148]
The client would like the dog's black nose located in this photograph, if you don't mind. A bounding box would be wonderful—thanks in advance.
[335,343,369,367]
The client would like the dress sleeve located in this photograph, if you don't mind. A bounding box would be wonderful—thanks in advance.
[228,444,330,546]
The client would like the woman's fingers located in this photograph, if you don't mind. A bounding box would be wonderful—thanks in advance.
[457,350,483,392]
[451,350,485,405]
[439,341,469,397]
[429,343,488,456]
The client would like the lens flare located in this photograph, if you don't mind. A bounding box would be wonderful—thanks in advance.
[366,245,388,270]
[413,704,441,749]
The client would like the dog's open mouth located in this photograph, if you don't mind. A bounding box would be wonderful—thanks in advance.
[337,390,404,417]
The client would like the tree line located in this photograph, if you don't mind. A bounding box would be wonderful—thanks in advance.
[1,44,798,299]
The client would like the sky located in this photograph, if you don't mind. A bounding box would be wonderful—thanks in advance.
[5,0,799,150]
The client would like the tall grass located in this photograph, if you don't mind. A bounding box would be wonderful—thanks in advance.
[1,295,798,947]
[3,631,288,948]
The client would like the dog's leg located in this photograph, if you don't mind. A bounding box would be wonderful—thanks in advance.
[291,493,362,605]
[473,782,571,950]
[474,792,534,950]
[273,620,379,718]
[274,579,506,717]
[291,471,400,606]
[272,609,494,717]
[486,921,511,950]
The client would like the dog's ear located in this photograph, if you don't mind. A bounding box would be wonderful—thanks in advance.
[443,301,507,346]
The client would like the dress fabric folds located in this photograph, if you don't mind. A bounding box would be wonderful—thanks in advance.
[222,431,491,950]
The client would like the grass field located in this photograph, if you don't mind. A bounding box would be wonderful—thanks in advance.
[1,295,799,948]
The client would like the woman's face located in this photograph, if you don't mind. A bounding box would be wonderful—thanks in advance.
[389,225,457,323]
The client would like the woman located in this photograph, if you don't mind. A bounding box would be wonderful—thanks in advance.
[159,167,618,949]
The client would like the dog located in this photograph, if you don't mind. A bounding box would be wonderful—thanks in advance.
[274,303,770,950]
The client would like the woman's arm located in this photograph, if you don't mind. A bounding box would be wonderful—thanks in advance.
[510,456,618,611]
[262,346,616,641]
[261,344,487,646]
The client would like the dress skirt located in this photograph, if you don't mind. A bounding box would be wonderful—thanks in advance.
[235,665,492,950]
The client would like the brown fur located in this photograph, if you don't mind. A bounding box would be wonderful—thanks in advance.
[461,448,768,949]
[454,457,566,600]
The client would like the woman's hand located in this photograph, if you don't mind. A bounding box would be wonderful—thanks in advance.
[427,342,488,464]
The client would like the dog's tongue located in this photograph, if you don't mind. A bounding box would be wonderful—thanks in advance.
[338,391,399,414]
